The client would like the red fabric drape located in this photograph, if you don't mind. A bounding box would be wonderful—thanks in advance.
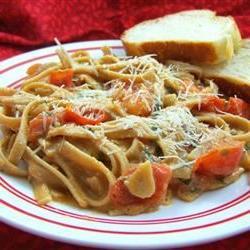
[0,0,250,249]
[1,0,250,60]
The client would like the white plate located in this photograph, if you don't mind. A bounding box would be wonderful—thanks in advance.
[0,40,249,249]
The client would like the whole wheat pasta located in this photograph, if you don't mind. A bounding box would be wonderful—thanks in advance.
[0,43,249,215]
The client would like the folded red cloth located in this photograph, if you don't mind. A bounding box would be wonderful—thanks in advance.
[1,0,250,60]
[0,0,250,249]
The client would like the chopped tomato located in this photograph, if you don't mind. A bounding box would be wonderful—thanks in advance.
[193,141,244,177]
[110,163,172,207]
[60,107,110,126]
[28,113,53,142]
[122,95,152,116]
[112,82,153,117]
[199,96,226,113]
[226,97,250,119]
[197,96,250,119]
[49,69,73,87]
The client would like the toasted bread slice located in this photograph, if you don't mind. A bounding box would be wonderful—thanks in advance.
[121,10,241,65]
[166,39,250,101]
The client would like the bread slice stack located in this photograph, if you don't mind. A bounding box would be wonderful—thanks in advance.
[202,39,250,101]
[121,10,241,65]
[121,10,250,101]
[164,39,250,101]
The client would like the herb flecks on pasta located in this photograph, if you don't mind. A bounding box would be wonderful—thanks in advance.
[0,44,249,215]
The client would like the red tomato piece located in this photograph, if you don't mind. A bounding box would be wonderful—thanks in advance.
[198,96,250,119]
[28,113,53,142]
[112,82,153,117]
[226,97,250,119]
[110,163,172,207]
[122,96,152,116]
[199,96,226,112]
[193,141,244,177]
[49,69,73,87]
[60,108,110,126]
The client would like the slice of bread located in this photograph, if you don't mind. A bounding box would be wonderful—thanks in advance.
[202,39,250,101]
[165,39,250,101]
[121,10,242,65]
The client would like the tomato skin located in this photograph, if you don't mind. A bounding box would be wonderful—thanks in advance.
[199,96,226,113]
[28,108,109,141]
[226,97,250,119]
[28,114,53,142]
[198,96,250,119]
[60,109,91,125]
[60,108,110,126]
[122,96,152,117]
[113,82,153,117]
[193,141,244,177]
[110,177,139,206]
[50,69,73,87]
[110,164,172,207]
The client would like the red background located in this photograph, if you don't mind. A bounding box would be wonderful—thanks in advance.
[0,0,249,249]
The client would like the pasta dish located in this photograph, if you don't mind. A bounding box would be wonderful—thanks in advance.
[0,42,249,215]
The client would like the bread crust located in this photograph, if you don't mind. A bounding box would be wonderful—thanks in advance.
[121,10,241,65]
[122,40,233,65]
